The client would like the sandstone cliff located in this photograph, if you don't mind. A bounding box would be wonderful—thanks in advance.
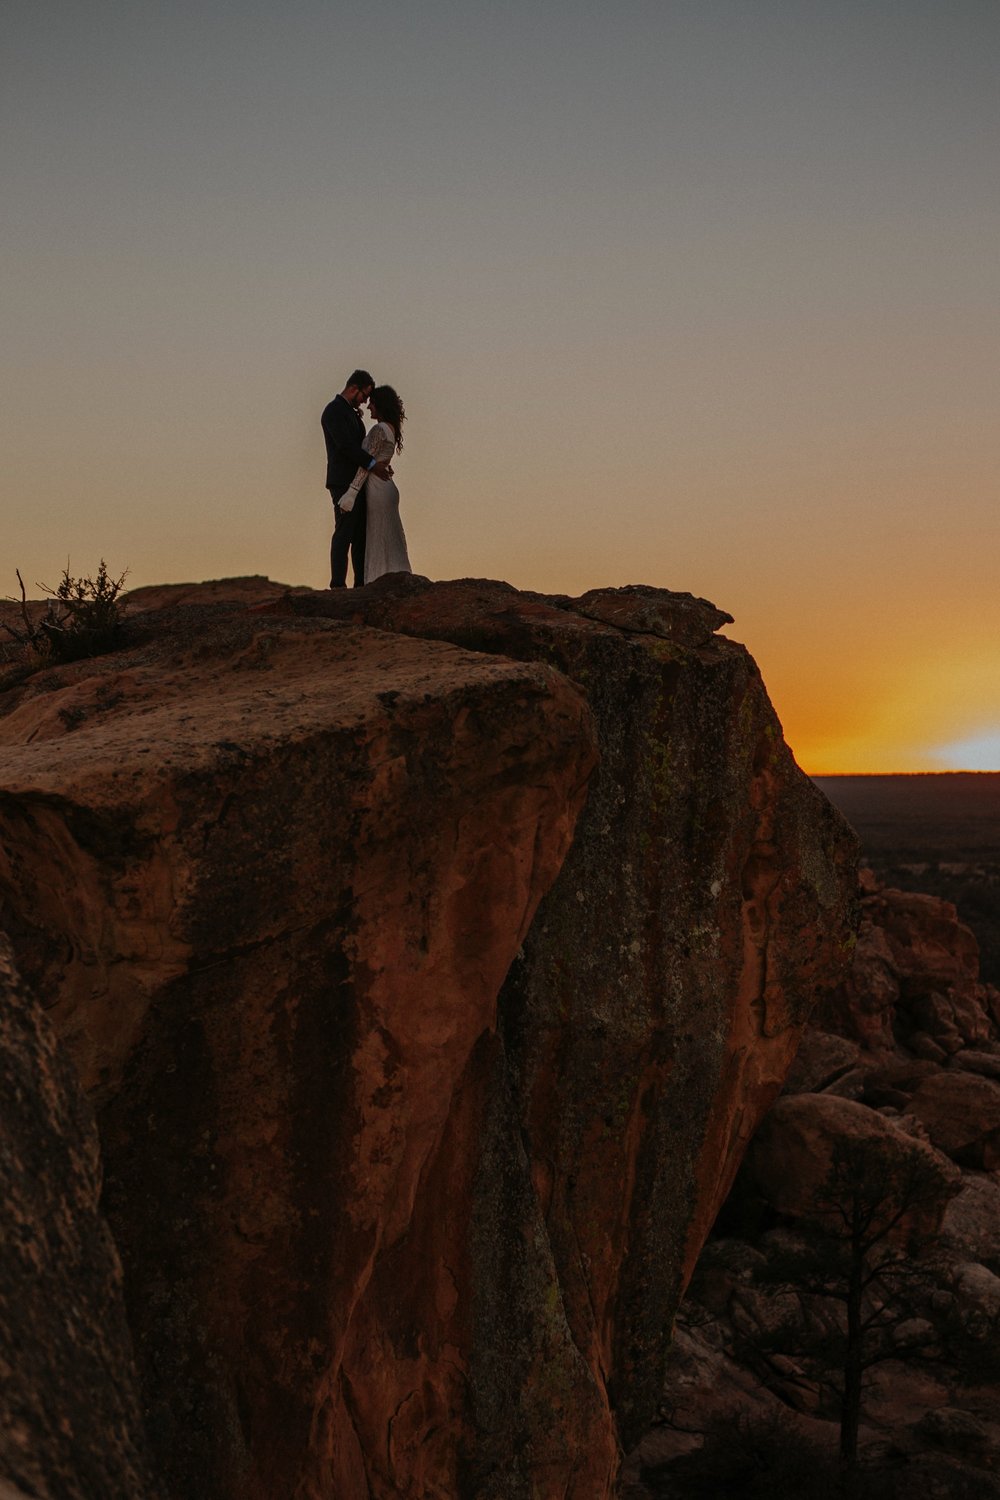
[0,576,856,1499]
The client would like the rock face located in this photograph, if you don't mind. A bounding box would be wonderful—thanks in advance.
[0,577,856,1499]
[0,939,159,1500]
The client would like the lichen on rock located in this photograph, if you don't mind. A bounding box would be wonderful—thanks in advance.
[0,938,160,1500]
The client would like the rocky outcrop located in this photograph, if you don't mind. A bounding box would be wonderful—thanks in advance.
[641,871,1000,1497]
[816,882,994,1058]
[0,576,856,1499]
[0,939,159,1500]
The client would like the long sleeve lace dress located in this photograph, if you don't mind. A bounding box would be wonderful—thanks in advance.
[339,421,412,584]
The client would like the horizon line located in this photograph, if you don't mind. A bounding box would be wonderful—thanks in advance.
[807,769,1000,778]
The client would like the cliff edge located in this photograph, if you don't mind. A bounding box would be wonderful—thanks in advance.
[0,576,857,1499]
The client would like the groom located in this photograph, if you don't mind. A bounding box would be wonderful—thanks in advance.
[322,369,393,588]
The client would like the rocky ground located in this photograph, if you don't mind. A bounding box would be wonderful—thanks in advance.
[625,870,1000,1498]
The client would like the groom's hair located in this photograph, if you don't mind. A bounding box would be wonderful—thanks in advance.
[345,369,374,391]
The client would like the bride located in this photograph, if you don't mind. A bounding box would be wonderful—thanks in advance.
[338,384,412,584]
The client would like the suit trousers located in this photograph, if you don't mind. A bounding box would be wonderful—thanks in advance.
[329,489,367,588]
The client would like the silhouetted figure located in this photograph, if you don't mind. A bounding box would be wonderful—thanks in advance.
[321,369,393,588]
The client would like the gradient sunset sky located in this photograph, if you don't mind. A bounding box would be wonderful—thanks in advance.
[3,1,998,773]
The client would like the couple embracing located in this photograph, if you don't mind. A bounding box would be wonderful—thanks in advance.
[322,369,412,589]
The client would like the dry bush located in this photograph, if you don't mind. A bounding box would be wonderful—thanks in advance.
[2,561,128,665]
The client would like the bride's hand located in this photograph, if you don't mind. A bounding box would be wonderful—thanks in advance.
[373,461,393,480]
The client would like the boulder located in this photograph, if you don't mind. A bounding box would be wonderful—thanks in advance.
[940,1174,1000,1269]
[909,990,992,1053]
[874,890,981,992]
[861,1058,939,1111]
[783,1029,861,1095]
[818,884,997,1056]
[742,1093,960,1237]
[953,1261,1000,1324]
[891,1317,936,1350]
[906,1072,1000,1168]
[563,583,733,645]
[919,1406,995,1456]
[953,1050,1000,1081]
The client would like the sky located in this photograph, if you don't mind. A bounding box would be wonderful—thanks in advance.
[2,0,998,773]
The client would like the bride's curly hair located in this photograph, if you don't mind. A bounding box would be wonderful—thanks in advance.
[370,385,405,453]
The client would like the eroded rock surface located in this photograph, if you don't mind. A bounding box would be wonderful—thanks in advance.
[0,576,856,1499]
[0,939,159,1500]
[268,578,857,1457]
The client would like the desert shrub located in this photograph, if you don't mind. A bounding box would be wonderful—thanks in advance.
[2,561,129,664]
[42,560,129,662]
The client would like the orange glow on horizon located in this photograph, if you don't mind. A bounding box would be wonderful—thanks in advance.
[774,647,1000,776]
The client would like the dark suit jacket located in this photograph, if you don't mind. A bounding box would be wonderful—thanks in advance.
[321,394,371,497]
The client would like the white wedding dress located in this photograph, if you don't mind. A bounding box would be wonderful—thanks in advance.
[351,421,412,585]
